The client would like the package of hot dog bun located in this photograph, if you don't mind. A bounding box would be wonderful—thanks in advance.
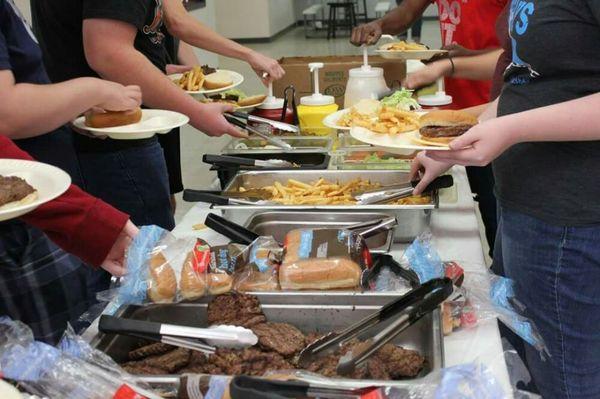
[228,236,282,292]
[279,228,372,290]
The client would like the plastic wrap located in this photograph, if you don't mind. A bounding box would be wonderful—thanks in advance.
[101,226,206,314]
[0,319,161,399]
[402,233,445,284]
[279,228,371,290]
[231,236,282,292]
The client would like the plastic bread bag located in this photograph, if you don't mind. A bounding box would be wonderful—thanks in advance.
[231,236,282,292]
[0,319,161,399]
[279,228,373,290]
[177,374,231,399]
[401,232,445,284]
[100,225,206,314]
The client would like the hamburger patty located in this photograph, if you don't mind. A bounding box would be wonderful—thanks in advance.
[420,125,473,138]
[0,175,35,207]
[251,322,306,357]
[207,292,266,327]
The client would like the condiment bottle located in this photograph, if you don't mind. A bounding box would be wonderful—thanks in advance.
[297,62,339,136]
[250,82,295,124]
[417,75,453,110]
[343,46,390,108]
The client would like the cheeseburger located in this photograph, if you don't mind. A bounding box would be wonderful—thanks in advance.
[419,110,478,145]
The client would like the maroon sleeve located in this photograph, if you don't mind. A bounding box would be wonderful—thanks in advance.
[0,136,129,267]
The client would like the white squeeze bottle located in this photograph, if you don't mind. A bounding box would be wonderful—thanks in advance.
[344,45,390,108]
[297,62,339,136]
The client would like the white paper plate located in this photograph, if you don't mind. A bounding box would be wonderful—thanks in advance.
[73,110,190,140]
[375,45,447,61]
[323,109,352,131]
[350,126,450,154]
[0,159,71,221]
[169,70,244,95]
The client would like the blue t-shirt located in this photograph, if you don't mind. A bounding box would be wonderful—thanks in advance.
[0,0,82,185]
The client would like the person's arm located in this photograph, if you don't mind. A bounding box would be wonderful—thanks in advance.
[404,49,502,90]
[162,0,283,83]
[0,71,141,139]
[83,18,244,138]
[429,93,600,167]
[351,0,430,45]
[0,136,135,273]
[177,40,200,67]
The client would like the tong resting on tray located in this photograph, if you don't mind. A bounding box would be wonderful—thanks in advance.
[298,278,453,375]
[225,113,295,150]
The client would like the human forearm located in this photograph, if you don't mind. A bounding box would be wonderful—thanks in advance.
[379,0,429,35]
[501,93,600,143]
[0,75,116,139]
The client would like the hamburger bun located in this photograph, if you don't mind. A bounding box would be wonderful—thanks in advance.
[234,270,280,292]
[180,252,208,300]
[418,110,477,144]
[208,273,233,295]
[237,94,267,107]
[203,71,233,90]
[352,99,381,116]
[84,108,143,128]
[0,191,38,210]
[147,251,177,303]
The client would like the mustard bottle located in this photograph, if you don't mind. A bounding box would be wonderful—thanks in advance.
[297,62,339,136]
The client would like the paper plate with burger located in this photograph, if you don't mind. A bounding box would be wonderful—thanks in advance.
[350,110,477,152]
[73,108,190,140]
[170,65,244,95]
[0,159,71,221]
[200,89,267,111]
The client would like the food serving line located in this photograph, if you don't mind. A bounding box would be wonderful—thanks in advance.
[167,166,512,394]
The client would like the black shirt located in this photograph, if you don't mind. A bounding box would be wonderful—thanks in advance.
[0,0,82,184]
[495,0,600,226]
[31,0,168,82]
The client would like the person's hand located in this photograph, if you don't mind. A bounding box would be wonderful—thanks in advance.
[100,220,139,277]
[246,51,284,84]
[426,119,519,167]
[410,151,453,194]
[166,64,193,75]
[190,102,248,138]
[97,81,142,112]
[351,21,383,46]
[403,60,452,90]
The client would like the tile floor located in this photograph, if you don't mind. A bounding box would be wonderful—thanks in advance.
[174,21,442,221]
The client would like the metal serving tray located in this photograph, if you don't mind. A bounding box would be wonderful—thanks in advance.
[245,211,394,253]
[223,137,333,155]
[92,293,444,389]
[217,170,436,242]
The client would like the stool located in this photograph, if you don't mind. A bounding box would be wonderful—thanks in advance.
[327,2,357,39]
[352,0,369,23]
[375,1,391,18]
[303,4,325,38]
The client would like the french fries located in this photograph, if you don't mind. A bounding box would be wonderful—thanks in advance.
[341,106,420,134]
[177,66,205,91]
[385,41,428,51]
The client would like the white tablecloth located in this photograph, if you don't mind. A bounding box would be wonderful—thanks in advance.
[172,166,512,395]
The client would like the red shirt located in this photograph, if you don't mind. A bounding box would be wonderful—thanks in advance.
[0,136,129,267]
[434,0,508,109]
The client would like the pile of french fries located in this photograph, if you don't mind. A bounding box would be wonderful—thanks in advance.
[370,107,420,134]
[385,41,428,51]
[261,178,380,205]
[176,66,205,91]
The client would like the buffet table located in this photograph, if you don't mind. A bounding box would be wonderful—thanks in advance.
[172,166,512,394]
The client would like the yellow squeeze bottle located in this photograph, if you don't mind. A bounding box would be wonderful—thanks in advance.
[297,62,338,136]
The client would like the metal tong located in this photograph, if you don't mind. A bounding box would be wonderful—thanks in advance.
[355,175,454,205]
[229,376,376,399]
[297,278,453,375]
[225,113,293,150]
[99,315,258,354]
[203,154,298,169]
[228,110,299,134]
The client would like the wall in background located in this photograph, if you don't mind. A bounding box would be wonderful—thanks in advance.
[293,0,438,21]
[215,0,296,40]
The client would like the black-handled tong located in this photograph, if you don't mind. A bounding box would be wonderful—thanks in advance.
[182,190,274,206]
[355,175,454,205]
[297,278,453,375]
[229,376,375,399]
[204,213,260,245]
[203,154,296,168]
[224,114,294,150]
[227,111,299,134]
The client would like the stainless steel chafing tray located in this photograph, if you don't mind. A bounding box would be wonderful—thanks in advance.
[245,211,395,253]
[92,293,444,389]
[215,170,436,242]
[223,136,333,154]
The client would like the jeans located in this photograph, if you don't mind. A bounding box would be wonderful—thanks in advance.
[77,142,175,293]
[494,204,600,399]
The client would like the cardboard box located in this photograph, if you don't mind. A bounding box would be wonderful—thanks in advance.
[273,56,406,108]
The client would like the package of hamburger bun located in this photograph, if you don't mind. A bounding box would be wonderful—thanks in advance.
[100,226,209,313]
[230,236,283,292]
[279,228,372,290]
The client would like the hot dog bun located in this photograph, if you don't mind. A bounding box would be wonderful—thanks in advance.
[279,258,361,290]
[180,252,207,300]
[84,108,143,128]
[208,273,233,295]
[148,251,177,303]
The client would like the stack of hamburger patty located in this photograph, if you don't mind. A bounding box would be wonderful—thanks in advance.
[120,293,425,380]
